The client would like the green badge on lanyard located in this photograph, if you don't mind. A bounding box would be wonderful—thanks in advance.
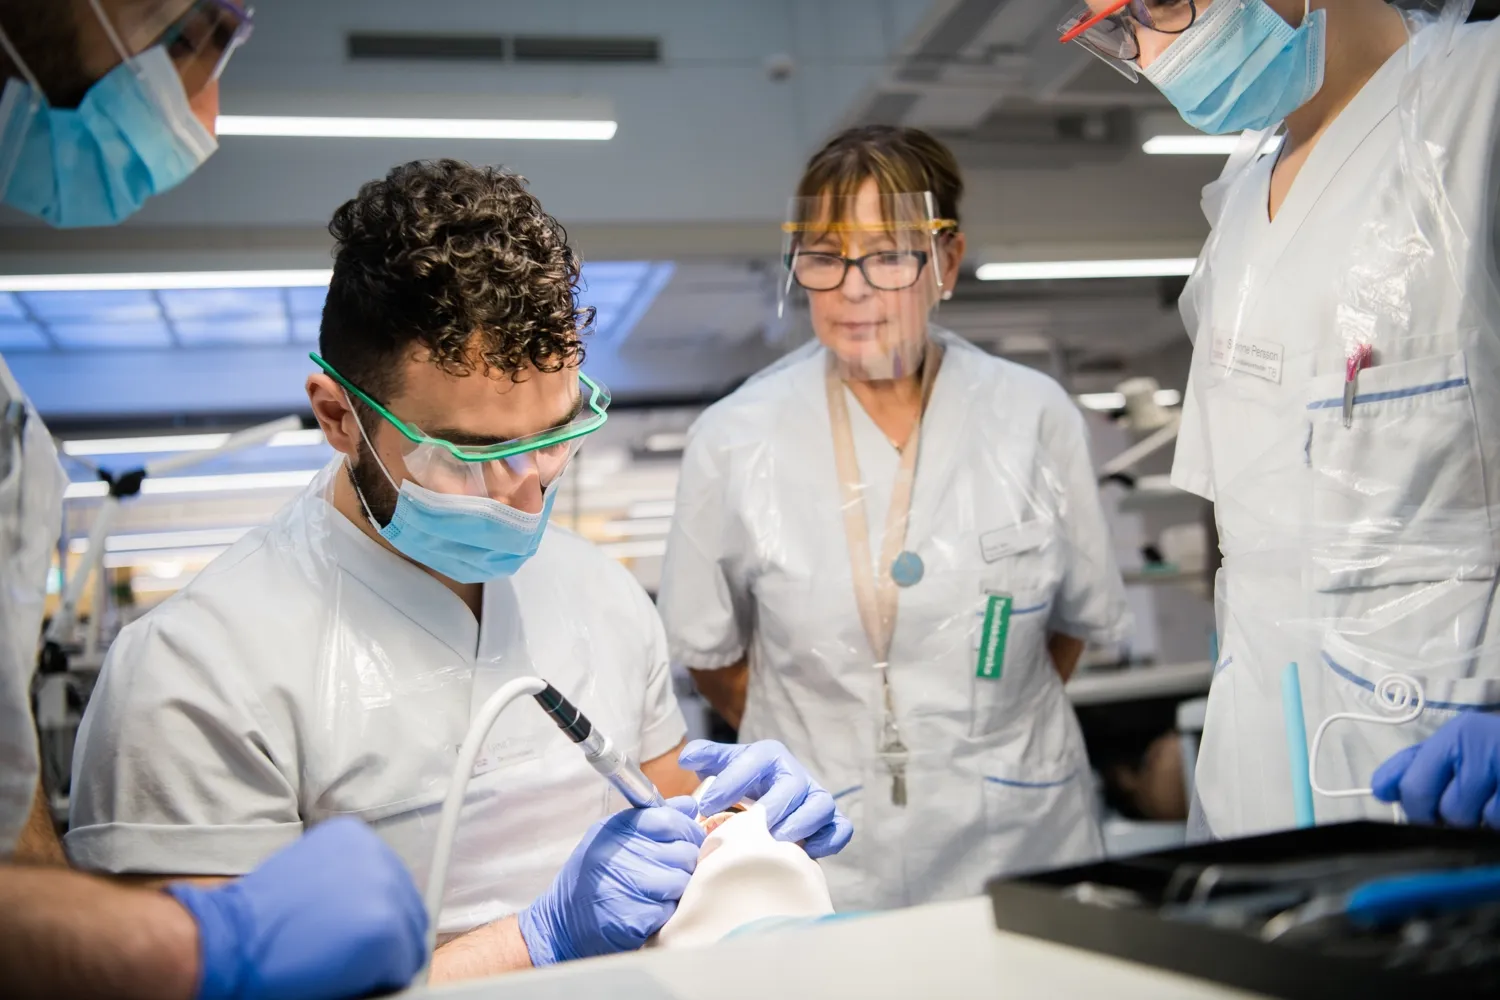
[976,594,1012,680]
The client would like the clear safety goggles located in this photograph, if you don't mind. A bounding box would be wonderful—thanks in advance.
[1057,0,1198,82]
[780,190,955,381]
[311,354,611,498]
[103,0,255,98]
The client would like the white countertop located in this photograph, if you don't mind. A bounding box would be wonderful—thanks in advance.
[409,896,1265,1000]
[1065,661,1214,707]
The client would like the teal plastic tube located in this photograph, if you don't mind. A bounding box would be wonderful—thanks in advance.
[1281,662,1316,828]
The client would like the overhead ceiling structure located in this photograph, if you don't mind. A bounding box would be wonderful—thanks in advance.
[0,0,1248,425]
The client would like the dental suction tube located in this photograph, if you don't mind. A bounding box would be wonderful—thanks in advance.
[417,679,667,983]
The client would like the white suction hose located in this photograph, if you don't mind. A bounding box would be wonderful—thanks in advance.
[417,674,548,982]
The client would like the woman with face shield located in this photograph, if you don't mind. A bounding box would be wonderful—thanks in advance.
[657,126,1131,910]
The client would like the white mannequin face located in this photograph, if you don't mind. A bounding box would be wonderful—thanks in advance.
[655,804,835,949]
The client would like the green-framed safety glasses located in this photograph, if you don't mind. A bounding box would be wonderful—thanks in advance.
[310,352,610,495]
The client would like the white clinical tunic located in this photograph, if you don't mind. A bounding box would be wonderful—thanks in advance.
[658,329,1129,911]
[1173,19,1500,839]
[67,471,686,936]
[0,357,65,857]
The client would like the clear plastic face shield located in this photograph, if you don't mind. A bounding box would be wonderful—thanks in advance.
[114,0,255,100]
[780,190,955,381]
[311,354,611,499]
[0,0,252,221]
[1057,0,1199,82]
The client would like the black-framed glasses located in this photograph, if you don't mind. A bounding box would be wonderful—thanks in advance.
[787,250,931,292]
[1058,0,1197,77]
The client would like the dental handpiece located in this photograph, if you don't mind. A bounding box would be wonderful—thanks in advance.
[533,684,666,808]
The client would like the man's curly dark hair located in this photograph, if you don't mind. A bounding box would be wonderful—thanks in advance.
[318,159,592,409]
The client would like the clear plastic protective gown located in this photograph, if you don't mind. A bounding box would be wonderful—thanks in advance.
[69,460,682,938]
[1172,0,1500,838]
[0,359,65,856]
[659,329,1131,910]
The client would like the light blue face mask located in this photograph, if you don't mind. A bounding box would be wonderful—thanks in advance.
[350,425,557,585]
[1142,0,1327,136]
[0,33,217,227]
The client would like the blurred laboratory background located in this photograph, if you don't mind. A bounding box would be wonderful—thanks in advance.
[19,0,1491,860]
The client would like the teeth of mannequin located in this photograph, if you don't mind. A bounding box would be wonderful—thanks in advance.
[699,804,747,834]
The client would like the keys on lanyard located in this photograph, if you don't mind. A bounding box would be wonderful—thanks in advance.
[877,705,910,807]
[1343,343,1373,428]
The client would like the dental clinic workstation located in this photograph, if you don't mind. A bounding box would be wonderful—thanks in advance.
[4,1,1500,999]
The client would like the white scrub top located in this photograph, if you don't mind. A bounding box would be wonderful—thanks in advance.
[68,470,686,936]
[658,329,1129,911]
[0,357,65,857]
[1173,19,1500,838]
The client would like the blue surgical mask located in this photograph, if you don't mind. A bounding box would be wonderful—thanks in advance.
[0,40,218,227]
[1142,0,1327,136]
[349,439,556,585]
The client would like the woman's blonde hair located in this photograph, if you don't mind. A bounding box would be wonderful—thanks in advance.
[792,125,964,236]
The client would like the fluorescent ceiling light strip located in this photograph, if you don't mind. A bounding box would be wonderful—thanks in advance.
[642,433,689,453]
[626,500,676,519]
[64,469,318,499]
[0,270,332,293]
[602,517,674,538]
[1078,393,1126,411]
[217,115,617,140]
[102,548,228,571]
[63,428,324,457]
[1142,134,1242,155]
[141,470,318,495]
[1142,133,1283,156]
[1077,389,1184,412]
[600,539,668,560]
[132,575,207,591]
[68,527,254,554]
[976,258,1197,282]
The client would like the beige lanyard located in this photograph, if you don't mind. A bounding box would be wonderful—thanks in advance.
[824,342,941,806]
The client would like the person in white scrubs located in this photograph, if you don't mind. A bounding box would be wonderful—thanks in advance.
[0,4,440,998]
[657,126,1131,910]
[67,158,851,982]
[1060,0,1500,838]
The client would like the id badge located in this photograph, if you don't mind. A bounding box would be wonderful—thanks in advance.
[976,593,1012,681]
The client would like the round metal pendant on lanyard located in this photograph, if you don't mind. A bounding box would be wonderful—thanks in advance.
[825,341,941,806]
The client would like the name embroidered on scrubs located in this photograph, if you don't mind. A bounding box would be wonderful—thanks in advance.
[975,594,1012,681]
[1210,333,1284,384]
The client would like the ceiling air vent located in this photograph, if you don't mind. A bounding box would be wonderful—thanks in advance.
[511,36,660,64]
[348,33,508,62]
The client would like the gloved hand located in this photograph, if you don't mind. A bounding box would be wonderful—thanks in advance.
[518,797,705,966]
[1372,714,1500,829]
[681,739,854,859]
[165,816,427,1000]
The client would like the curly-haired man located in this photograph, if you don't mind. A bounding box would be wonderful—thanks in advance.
[66,160,851,981]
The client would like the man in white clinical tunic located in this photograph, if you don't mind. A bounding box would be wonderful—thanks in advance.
[1061,0,1500,838]
[68,159,851,982]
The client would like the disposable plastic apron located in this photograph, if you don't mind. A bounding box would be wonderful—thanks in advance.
[823,342,941,806]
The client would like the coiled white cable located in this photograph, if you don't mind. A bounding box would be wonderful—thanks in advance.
[1308,672,1425,823]
[416,675,548,983]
